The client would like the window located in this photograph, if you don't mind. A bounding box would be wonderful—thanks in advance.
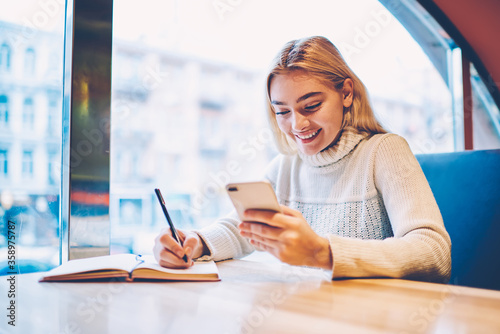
[47,95,59,135]
[0,43,10,71]
[22,150,34,178]
[0,95,8,127]
[24,47,36,76]
[119,199,142,225]
[470,63,500,149]
[0,149,7,177]
[47,151,58,185]
[23,97,35,130]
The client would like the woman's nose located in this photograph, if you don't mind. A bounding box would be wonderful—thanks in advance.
[291,111,309,131]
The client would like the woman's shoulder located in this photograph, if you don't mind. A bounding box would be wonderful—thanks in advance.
[348,131,415,168]
[365,131,404,142]
[360,132,422,174]
[362,132,411,153]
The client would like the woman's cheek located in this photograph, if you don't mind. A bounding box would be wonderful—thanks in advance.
[276,119,289,134]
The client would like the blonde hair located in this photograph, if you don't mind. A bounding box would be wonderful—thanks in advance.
[266,36,387,154]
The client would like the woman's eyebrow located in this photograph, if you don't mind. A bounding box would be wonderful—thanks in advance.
[296,92,322,103]
[271,92,323,105]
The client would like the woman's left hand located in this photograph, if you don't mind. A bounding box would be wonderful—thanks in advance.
[239,205,333,270]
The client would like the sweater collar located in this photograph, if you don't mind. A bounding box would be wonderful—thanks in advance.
[298,127,368,168]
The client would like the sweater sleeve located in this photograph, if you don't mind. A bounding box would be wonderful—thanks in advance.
[328,134,452,283]
[195,210,255,262]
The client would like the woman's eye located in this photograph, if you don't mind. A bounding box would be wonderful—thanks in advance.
[305,102,322,111]
[275,110,290,115]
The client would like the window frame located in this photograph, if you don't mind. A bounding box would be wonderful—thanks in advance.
[60,0,113,262]
[380,0,500,150]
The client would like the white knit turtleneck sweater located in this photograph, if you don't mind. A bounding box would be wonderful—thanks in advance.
[197,127,452,283]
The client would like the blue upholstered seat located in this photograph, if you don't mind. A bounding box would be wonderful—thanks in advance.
[416,149,500,290]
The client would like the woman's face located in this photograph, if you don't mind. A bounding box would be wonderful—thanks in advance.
[270,71,353,156]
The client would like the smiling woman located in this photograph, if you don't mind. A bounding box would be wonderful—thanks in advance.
[153,36,452,284]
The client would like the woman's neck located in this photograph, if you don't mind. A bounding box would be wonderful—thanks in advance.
[298,127,368,168]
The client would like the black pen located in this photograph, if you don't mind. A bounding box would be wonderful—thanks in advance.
[154,188,189,263]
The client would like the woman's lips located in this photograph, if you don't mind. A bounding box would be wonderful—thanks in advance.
[295,129,321,143]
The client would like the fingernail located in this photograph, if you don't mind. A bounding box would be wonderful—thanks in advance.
[185,247,192,257]
[176,250,184,258]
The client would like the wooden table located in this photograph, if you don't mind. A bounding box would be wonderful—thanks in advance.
[2,253,500,334]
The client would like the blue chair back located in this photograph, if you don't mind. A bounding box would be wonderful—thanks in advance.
[416,149,500,290]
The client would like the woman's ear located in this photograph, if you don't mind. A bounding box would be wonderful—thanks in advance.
[342,78,354,108]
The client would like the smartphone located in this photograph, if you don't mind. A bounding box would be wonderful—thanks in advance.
[226,181,282,220]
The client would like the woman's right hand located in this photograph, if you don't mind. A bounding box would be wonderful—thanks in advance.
[153,228,207,269]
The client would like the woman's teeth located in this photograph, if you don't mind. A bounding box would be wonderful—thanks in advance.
[296,130,319,140]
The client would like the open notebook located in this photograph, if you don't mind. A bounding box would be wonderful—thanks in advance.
[39,254,220,282]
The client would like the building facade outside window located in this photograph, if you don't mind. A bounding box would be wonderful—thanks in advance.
[22,150,34,178]
[24,47,36,76]
[0,5,64,274]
